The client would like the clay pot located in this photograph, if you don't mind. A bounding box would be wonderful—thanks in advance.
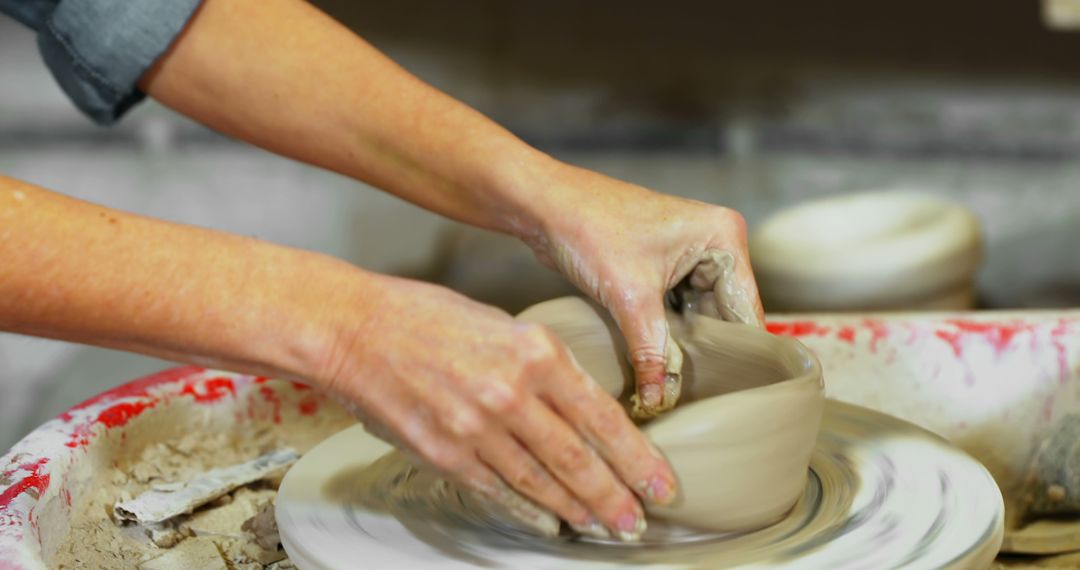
[750,191,982,312]
[517,297,825,532]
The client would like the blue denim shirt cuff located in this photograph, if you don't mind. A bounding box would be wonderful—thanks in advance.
[36,0,203,125]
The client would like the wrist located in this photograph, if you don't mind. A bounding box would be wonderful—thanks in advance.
[482,143,568,242]
[245,248,375,387]
[493,157,654,253]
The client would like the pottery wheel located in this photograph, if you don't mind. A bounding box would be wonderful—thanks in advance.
[276,401,1004,569]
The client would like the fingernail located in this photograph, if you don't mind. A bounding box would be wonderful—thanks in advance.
[640,384,661,408]
[614,512,647,542]
[636,477,674,505]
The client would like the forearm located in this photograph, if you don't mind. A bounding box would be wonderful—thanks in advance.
[0,174,368,383]
[139,0,556,238]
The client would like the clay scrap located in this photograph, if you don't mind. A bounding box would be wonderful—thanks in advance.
[115,448,299,524]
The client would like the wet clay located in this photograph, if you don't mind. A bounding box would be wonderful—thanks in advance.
[674,250,762,329]
[284,296,822,543]
[516,297,823,531]
[639,249,763,419]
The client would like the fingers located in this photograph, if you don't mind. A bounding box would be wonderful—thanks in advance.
[475,432,592,529]
[609,293,683,418]
[728,250,766,327]
[678,247,764,328]
[509,396,647,540]
[452,460,564,538]
[362,383,573,539]
[685,249,764,327]
[543,367,677,507]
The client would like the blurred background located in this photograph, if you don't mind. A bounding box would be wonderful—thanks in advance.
[3,0,1080,449]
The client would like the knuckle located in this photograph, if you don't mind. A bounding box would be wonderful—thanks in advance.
[712,206,746,233]
[516,324,562,365]
[589,401,630,443]
[446,408,485,439]
[627,345,666,368]
[508,462,549,494]
[476,381,523,414]
[551,442,591,474]
[728,210,747,233]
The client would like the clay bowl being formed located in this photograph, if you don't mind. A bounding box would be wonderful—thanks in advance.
[517,297,825,532]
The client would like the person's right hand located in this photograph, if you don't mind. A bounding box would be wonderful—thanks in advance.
[317,274,677,540]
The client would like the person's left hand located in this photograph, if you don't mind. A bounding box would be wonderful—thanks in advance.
[518,161,765,418]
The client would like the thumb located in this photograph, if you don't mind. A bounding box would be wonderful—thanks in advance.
[609,294,684,420]
[687,250,764,327]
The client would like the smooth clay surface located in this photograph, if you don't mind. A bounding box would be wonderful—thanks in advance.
[516,297,824,531]
[750,191,982,312]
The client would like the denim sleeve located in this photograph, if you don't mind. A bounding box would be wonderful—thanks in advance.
[0,0,203,125]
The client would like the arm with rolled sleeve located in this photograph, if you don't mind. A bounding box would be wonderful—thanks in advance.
[0,0,201,124]
[0,0,763,540]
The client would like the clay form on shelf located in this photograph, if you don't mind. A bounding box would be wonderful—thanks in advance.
[750,191,982,312]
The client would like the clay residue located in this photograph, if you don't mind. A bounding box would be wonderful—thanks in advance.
[53,410,351,570]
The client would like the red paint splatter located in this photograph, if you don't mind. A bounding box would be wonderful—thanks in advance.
[259,386,282,424]
[766,321,832,337]
[64,400,158,448]
[59,368,233,447]
[860,318,890,353]
[934,320,1032,358]
[180,376,236,403]
[1051,320,1072,384]
[60,366,203,421]
[290,381,312,391]
[0,459,49,511]
[769,319,890,351]
[933,327,964,357]
[254,376,270,384]
[95,401,155,429]
[298,396,320,416]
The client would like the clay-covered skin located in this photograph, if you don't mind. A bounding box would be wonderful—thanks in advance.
[516,297,824,531]
[629,249,762,421]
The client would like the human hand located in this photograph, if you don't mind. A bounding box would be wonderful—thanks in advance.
[318,275,677,540]
[518,162,765,418]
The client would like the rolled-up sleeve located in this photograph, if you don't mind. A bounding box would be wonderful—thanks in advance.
[1,0,202,125]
